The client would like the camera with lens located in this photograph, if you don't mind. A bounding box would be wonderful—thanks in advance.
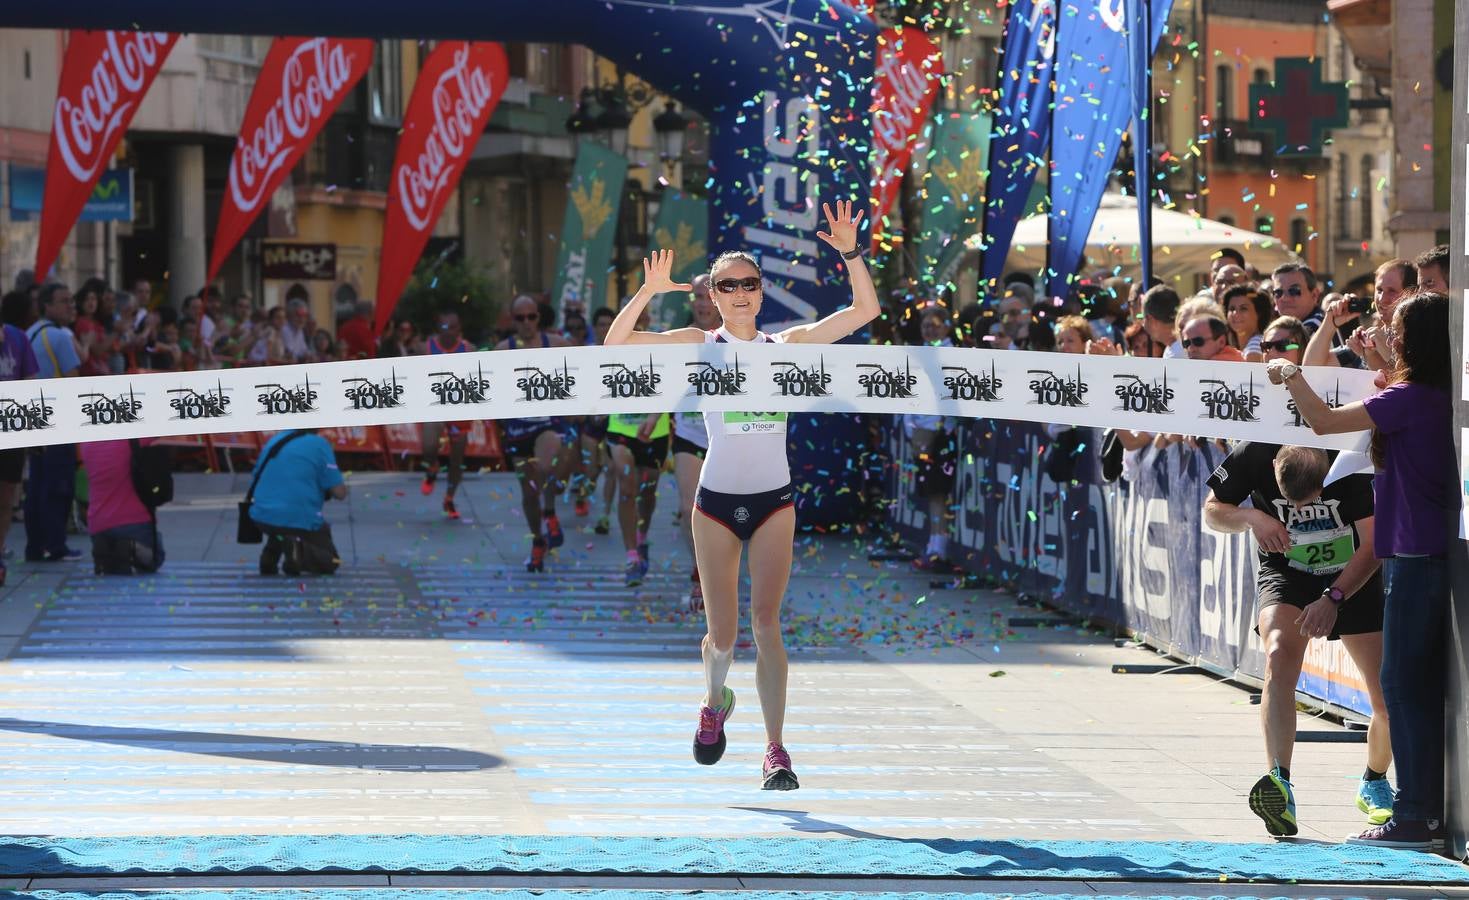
[1345,294,1372,314]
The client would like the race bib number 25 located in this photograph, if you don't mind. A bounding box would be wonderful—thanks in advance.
[1285,525,1353,576]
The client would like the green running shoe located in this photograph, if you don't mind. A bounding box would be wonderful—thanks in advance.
[1355,777,1394,826]
[1249,768,1298,837]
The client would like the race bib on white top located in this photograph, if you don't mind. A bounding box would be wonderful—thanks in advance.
[723,411,787,435]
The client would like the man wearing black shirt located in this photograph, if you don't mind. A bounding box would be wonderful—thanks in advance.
[1205,443,1389,838]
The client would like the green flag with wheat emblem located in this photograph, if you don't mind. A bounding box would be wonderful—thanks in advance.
[552,141,629,317]
[917,111,991,286]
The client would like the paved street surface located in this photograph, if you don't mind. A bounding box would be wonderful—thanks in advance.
[0,470,1463,897]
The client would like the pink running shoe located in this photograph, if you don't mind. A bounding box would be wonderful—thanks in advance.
[692,686,735,765]
[761,741,799,791]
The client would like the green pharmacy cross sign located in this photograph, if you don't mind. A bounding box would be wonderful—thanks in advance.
[1248,57,1349,157]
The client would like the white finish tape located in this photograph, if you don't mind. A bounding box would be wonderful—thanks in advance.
[0,343,1377,450]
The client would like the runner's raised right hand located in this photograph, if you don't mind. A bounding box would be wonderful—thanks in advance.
[640,249,693,296]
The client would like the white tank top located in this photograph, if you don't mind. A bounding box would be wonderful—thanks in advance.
[698,326,791,494]
[673,410,709,448]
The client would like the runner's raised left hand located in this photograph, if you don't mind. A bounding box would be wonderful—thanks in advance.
[816,200,865,254]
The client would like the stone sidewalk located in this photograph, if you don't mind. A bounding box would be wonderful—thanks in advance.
[0,470,1461,896]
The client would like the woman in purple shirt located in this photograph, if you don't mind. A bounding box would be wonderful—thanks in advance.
[1270,291,1453,851]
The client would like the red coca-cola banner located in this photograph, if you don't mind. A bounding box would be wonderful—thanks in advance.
[868,26,943,251]
[207,37,373,283]
[36,31,178,279]
[374,42,508,338]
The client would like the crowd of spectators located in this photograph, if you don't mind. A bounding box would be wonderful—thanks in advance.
[885,244,1452,568]
[0,278,368,376]
[879,245,1448,373]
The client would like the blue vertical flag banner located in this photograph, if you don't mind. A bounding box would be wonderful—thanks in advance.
[979,0,1058,301]
[1045,0,1172,301]
[1126,0,1167,289]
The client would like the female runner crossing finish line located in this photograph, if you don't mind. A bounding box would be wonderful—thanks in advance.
[606,200,877,791]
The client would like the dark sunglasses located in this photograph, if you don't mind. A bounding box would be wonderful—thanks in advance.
[514,313,539,322]
[714,277,761,294]
[1182,335,1213,348]
[1271,285,1304,299]
[1260,340,1300,352]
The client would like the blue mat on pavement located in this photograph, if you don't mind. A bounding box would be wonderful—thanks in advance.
[0,835,1463,884]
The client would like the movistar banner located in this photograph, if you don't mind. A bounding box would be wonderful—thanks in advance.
[551,141,628,316]
[1046,0,1172,299]
[10,165,132,222]
[979,0,1058,298]
[917,111,992,285]
[0,343,1376,452]
[647,190,708,330]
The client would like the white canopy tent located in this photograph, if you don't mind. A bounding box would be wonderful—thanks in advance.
[961,192,1301,286]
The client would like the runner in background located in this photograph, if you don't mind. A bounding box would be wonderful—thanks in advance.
[576,307,615,527]
[606,408,670,587]
[905,306,958,572]
[1204,443,1390,837]
[604,200,877,791]
[673,275,720,608]
[419,310,475,519]
[573,307,615,531]
[496,294,575,572]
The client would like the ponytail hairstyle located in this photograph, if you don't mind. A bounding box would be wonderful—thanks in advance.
[709,250,761,281]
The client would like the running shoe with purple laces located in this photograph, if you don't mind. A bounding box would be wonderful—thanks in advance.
[761,741,799,791]
[692,686,735,765]
[1347,817,1444,851]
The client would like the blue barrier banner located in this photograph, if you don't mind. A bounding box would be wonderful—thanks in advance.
[1045,0,1171,299]
[886,418,1371,718]
[979,0,1058,298]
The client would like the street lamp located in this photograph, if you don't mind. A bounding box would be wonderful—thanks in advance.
[652,101,688,176]
[595,86,632,158]
[566,87,603,137]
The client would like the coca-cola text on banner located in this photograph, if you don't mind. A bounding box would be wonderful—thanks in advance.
[36,30,178,279]
[207,37,374,284]
[374,42,508,339]
[869,26,943,252]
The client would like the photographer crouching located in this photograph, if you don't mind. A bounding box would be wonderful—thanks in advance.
[240,429,348,576]
[1268,291,1454,851]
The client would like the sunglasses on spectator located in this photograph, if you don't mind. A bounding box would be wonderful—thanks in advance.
[514,313,539,322]
[1260,340,1300,352]
[1271,286,1304,298]
[714,277,761,294]
[1182,336,1213,348]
